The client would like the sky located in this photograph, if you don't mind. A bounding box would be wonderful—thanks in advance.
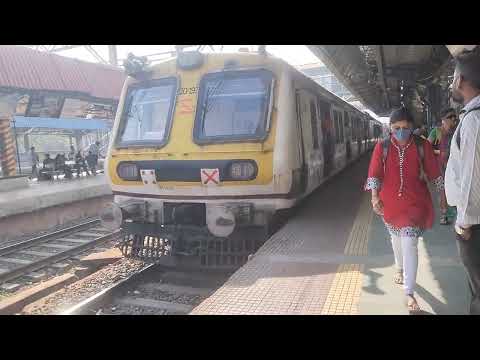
[33,45,387,122]
[52,45,320,67]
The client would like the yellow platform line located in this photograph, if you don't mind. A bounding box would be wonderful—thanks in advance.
[322,194,373,315]
[322,264,363,315]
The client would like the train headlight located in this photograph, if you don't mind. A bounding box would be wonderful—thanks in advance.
[229,161,257,181]
[117,162,139,180]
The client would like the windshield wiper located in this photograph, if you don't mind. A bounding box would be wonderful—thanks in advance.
[203,78,226,118]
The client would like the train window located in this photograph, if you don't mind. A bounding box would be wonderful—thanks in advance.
[116,77,178,147]
[193,69,274,144]
[309,100,319,149]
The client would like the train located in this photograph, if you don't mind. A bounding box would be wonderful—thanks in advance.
[100,49,383,269]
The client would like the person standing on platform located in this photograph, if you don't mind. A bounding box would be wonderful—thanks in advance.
[413,125,428,140]
[68,145,75,160]
[427,108,458,224]
[88,141,101,174]
[365,107,443,313]
[30,146,39,179]
[445,50,480,315]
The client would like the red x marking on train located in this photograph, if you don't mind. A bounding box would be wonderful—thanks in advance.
[201,169,219,185]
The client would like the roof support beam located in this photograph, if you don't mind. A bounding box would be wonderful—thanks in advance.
[375,45,391,109]
[84,45,108,64]
[108,45,118,66]
[49,45,84,53]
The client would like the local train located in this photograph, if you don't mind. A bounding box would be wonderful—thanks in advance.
[101,50,383,269]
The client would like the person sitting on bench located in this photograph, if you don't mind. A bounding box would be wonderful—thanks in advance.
[74,151,90,177]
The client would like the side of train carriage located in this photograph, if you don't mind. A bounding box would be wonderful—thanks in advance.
[102,50,382,267]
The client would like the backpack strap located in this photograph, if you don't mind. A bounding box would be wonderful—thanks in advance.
[382,135,426,181]
[456,106,480,149]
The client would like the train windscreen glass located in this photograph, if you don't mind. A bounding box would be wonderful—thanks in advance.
[194,69,273,143]
[117,77,177,147]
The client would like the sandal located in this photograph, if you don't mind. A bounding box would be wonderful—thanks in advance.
[394,269,404,285]
[406,294,421,313]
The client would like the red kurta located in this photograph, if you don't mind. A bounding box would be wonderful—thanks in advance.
[365,136,441,230]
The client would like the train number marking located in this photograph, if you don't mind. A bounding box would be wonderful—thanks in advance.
[201,168,219,185]
[177,86,199,96]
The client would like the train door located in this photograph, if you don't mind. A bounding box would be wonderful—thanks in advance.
[318,99,334,177]
[295,89,321,195]
[332,107,346,170]
[344,112,352,161]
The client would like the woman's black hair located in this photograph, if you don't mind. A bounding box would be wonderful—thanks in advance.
[389,107,414,125]
[440,107,455,118]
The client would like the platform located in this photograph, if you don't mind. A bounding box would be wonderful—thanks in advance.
[0,174,111,219]
[0,174,112,244]
[191,156,470,315]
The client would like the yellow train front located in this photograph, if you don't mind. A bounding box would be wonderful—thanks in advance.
[101,50,380,269]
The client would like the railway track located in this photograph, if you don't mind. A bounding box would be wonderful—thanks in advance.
[0,219,120,285]
[62,264,230,315]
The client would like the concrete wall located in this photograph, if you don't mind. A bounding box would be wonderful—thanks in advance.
[0,195,113,244]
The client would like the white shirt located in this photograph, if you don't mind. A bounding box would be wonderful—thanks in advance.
[445,94,480,226]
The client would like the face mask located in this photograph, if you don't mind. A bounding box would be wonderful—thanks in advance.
[393,128,412,142]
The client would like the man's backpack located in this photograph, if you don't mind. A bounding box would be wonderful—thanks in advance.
[382,135,426,182]
[456,106,480,149]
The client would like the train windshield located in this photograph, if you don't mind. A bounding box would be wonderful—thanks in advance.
[193,69,274,143]
[117,77,177,147]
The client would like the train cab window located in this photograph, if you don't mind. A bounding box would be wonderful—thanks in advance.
[193,69,274,144]
[309,100,319,149]
[116,77,178,147]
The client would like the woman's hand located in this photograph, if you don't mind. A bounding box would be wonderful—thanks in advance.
[371,195,384,216]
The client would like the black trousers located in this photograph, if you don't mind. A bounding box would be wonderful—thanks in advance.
[456,225,480,315]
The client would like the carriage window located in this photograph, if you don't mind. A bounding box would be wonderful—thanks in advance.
[310,100,319,149]
[117,77,177,147]
[194,69,274,143]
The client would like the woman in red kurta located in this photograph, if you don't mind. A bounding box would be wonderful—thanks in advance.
[365,107,443,313]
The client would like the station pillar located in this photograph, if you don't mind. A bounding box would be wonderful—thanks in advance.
[0,94,19,177]
[24,133,30,153]
[74,132,83,151]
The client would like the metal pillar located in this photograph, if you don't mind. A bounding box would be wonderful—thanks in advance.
[24,133,30,153]
[108,45,118,66]
[74,132,83,151]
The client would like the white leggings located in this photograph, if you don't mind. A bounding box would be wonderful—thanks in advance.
[390,234,418,295]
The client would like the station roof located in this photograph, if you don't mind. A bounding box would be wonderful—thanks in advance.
[307,45,454,123]
[12,116,111,131]
[0,46,126,102]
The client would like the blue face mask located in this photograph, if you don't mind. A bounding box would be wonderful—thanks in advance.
[393,128,412,142]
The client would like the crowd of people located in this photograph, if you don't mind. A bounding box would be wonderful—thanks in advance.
[29,141,102,180]
[365,48,480,314]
